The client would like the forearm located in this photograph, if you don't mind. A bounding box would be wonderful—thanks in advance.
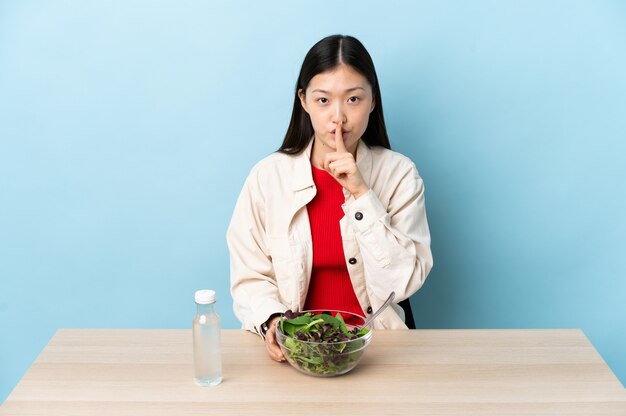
[342,184,433,302]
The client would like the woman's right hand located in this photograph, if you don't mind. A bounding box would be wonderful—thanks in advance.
[264,316,286,362]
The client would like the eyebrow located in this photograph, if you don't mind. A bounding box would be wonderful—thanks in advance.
[311,87,366,94]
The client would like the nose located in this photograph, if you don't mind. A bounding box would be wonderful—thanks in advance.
[331,102,347,125]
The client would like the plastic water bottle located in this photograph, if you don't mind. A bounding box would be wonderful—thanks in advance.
[192,289,222,386]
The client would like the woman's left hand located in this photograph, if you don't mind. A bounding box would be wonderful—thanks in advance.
[323,121,370,199]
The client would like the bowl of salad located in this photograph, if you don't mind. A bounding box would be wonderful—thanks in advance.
[275,309,372,377]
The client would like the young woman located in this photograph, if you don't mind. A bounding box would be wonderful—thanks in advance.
[227,35,433,362]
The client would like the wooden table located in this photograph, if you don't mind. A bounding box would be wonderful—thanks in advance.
[1,329,625,415]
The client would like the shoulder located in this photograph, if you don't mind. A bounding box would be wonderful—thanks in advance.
[242,151,301,192]
[248,151,298,177]
[366,146,426,204]
[251,150,296,170]
[368,146,421,178]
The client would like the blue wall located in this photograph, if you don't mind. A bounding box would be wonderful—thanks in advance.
[1,1,625,401]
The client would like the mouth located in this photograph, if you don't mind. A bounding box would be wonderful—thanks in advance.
[330,129,349,135]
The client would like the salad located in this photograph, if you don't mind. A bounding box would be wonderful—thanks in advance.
[277,310,371,376]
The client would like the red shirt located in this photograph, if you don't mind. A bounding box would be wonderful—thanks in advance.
[304,165,364,322]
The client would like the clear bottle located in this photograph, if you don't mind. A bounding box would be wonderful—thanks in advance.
[192,289,222,386]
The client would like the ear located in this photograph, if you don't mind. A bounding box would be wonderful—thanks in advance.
[370,96,376,113]
[298,89,309,114]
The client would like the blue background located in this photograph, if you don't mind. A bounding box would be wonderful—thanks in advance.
[1,0,625,402]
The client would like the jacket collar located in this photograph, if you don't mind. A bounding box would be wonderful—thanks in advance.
[290,139,315,191]
[290,138,373,192]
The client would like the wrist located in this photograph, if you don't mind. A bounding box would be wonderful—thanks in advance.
[351,186,370,199]
[260,313,283,336]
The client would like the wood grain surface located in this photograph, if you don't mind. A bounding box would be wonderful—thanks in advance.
[1,329,624,415]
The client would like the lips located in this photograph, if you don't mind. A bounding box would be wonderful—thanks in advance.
[330,130,349,134]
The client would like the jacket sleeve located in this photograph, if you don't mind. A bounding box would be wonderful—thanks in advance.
[227,169,289,336]
[342,162,433,305]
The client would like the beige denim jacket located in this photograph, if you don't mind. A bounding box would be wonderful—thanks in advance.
[227,139,433,336]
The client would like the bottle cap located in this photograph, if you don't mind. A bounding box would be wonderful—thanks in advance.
[195,289,216,304]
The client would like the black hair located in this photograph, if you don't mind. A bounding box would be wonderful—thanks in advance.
[278,35,390,154]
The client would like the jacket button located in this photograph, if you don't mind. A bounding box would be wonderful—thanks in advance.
[348,257,357,265]
[366,306,373,314]
[355,212,363,220]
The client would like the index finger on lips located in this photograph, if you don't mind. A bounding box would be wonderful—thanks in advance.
[335,121,347,153]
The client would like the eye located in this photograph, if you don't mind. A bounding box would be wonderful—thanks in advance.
[348,96,360,103]
[317,97,328,104]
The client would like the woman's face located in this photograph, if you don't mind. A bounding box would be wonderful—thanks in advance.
[298,64,375,154]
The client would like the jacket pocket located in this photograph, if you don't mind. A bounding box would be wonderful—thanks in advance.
[361,228,391,268]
